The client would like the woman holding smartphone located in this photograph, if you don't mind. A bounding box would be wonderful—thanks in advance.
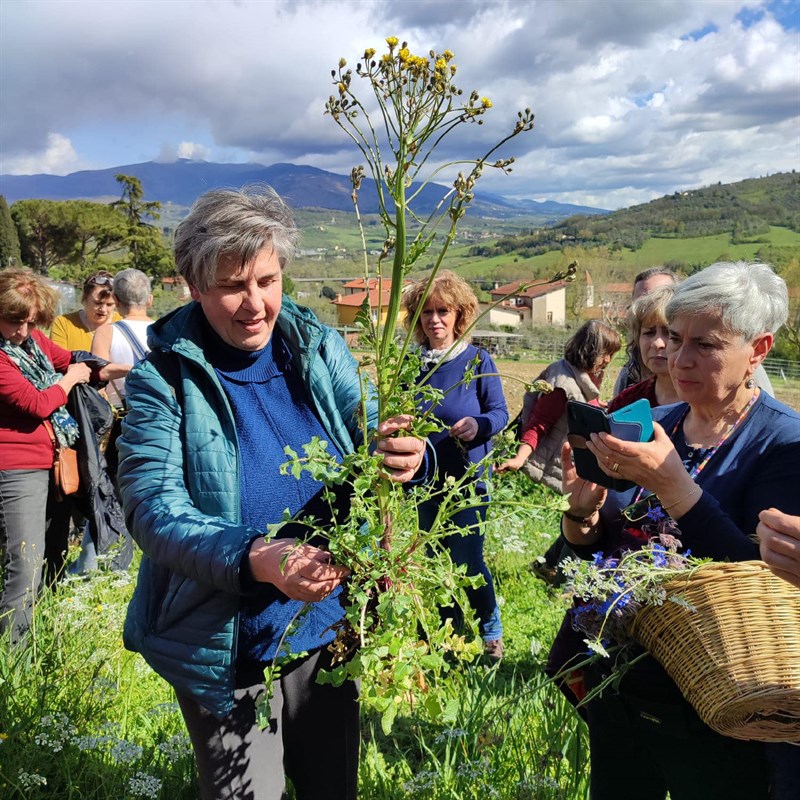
[556,261,800,799]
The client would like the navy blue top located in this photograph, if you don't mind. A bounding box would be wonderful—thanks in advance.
[418,345,509,492]
[202,321,346,671]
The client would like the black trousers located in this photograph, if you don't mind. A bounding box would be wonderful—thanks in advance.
[585,657,770,800]
[177,647,359,800]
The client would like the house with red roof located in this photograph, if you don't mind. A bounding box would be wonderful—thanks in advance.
[330,278,412,325]
[486,279,568,327]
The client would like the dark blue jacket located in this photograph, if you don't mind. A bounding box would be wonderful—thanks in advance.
[598,392,800,560]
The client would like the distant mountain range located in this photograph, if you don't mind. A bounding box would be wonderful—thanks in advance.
[0,159,607,222]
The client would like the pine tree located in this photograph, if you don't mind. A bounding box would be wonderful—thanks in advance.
[0,194,22,268]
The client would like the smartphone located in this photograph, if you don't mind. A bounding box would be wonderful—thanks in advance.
[608,398,655,444]
[566,399,653,491]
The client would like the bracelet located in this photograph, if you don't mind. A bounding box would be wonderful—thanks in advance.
[563,510,596,525]
[661,484,701,511]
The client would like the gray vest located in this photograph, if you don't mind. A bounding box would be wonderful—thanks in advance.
[520,359,600,493]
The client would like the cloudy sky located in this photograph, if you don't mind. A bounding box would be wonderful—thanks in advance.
[1,0,798,209]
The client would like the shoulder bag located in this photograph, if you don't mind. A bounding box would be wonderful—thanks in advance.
[46,422,80,496]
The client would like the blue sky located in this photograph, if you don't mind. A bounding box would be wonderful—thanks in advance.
[1,0,798,210]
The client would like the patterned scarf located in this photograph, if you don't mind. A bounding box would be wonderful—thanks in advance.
[0,335,79,447]
[419,339,468,372]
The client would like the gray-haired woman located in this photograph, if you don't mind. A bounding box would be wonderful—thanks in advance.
[91,268,154,411]
[555,261,800,798]
[117,185,426,800]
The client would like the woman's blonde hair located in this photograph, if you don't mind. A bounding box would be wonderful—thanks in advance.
[402,270,479,346]
[0,269,59,328]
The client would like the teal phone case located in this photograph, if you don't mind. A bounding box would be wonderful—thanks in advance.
[608,399,655,443]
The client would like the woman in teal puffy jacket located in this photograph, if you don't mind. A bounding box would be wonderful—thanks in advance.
[117,185,425,800]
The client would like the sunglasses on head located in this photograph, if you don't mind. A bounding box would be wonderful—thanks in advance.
[85,274,113,288]
[621,492,663,523]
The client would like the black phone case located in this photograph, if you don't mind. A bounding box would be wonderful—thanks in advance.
[566,400,635,491]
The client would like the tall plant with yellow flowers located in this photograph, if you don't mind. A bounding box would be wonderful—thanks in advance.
[261,39,568,734]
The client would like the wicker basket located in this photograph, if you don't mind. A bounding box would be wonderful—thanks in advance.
[629,560,800,742]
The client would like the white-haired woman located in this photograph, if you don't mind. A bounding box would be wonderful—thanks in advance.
[117,185,426,800]
[91,268,154,409]
[555,261,800,798]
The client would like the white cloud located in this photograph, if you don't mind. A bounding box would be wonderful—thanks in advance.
[0,0,797,208]
[155,141,212,163]
[1,133,88,175]
[177,142,211,161]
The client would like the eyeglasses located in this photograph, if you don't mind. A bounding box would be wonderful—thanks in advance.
[621,493,663,522]
[84,274,113,288]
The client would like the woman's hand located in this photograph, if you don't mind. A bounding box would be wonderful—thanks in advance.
[758,508,800,590]
[450,416,478,442]
[248,538,349,602]
[560,441,606,546]
[495,442,532,473]
[58,362,92,394]
[98,362,132,382]
[585,422,687,496]
[561,441,607,517]
[376,414,426,482]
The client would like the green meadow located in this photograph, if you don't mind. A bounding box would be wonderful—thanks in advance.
[291,220,800,284]
[0,473,589,799]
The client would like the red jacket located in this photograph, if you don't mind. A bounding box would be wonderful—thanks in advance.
[607,376,658,414]
[0,330,73,470]
[521,388,601,451]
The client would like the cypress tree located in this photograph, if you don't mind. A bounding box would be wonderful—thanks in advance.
[0,195,22,268]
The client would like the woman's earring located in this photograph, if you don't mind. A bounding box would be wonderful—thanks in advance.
[745,376,756,389]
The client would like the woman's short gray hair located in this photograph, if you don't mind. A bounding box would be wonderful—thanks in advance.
[113,268,151,307]
[666,261,788,340]
[174,184,299,292]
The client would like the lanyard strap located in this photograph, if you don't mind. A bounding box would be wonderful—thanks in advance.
[670,390,759,480]
[629,391,759,507]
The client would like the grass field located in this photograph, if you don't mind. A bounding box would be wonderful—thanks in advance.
[0,479,584,800]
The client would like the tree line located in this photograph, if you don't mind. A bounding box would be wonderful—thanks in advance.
[0,174,174,281]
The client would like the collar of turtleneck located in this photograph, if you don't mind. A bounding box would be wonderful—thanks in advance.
[200,316,292,384]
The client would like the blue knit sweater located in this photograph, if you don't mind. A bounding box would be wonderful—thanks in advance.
[203,322,346,671]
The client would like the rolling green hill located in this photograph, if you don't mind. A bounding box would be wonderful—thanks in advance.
[467,172,800,261]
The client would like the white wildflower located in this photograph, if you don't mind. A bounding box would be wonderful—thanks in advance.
[34,713,77,752]
[18,770,48,790]
[128,771,163,799]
